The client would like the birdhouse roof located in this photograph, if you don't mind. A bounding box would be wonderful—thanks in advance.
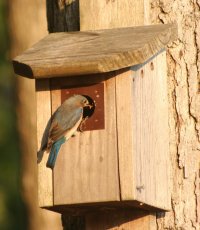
[13,23,177,79]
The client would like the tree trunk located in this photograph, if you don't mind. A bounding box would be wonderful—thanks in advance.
[54,0,156,229]
[150,0,200,229]
[8,0,62,229]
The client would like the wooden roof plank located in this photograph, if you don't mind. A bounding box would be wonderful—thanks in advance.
[13,23,177,79]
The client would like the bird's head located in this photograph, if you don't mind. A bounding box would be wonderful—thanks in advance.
[73,95,93,109]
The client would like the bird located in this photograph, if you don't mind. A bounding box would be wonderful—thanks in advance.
[46,94,90,169]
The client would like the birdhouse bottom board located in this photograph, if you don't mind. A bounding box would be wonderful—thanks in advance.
[36,51,170,214]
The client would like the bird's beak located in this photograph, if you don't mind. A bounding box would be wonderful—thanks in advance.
[85,103,93,109]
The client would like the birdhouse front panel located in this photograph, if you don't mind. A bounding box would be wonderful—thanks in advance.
[36,72,121,208]
[51,74,120,205]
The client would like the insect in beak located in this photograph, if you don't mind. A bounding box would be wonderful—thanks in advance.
[85,104,93,109]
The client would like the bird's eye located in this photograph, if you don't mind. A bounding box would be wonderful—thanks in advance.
[83,99,87,104]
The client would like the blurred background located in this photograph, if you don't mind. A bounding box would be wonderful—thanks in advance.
[0,0,27,229]
[0,1,61,229]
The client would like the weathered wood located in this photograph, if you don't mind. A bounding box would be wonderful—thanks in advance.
[50,74,120,205]
[36,79,53,207]
[38,0,173,230]
[115,69,135,201]
[13,23,177,79]
[132,51,170,210]
[79,0,149,30]
[61,0,156,229]
[116,51,170,210]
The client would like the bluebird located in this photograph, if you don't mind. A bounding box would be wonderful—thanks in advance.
[46,95,90,169]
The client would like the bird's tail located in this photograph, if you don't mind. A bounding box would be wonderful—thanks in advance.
[46,137,66,169]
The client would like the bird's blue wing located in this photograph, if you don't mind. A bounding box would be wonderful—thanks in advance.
[46,99,84,169]
[48,107,83,144]
[59,107,83,131]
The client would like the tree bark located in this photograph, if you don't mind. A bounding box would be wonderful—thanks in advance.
[8,0,62,229]
[150,0,200,229]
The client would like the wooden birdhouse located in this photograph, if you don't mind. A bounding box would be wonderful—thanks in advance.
[13,23,177,214]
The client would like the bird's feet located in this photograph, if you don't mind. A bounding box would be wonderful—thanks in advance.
[78,116,88,132]
[72,131,78,137]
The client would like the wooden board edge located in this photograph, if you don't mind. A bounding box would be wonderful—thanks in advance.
[132,51,171,210]
[155,51,171,210]
[115,68,136,201]
[36,79,53,207]
[13,23,178,79]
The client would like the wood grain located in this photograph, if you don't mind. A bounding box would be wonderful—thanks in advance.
[36,79,53,207]
[13,23,177,79]
[132,51,170,210]
[50,74,120,205]
[115,69,135,200]
[77,2,157,229]
[59,0,158,229]
[115,52,170,211]
[79,0,148,30]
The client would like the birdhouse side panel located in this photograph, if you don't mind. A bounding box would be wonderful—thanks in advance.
[132,51,170,210]
[36,79,53,207]
[50,74,120,205]
[116,51,171,210]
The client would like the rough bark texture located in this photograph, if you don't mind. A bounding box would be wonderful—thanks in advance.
[150,0,200,229]
[8,0,62,229]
